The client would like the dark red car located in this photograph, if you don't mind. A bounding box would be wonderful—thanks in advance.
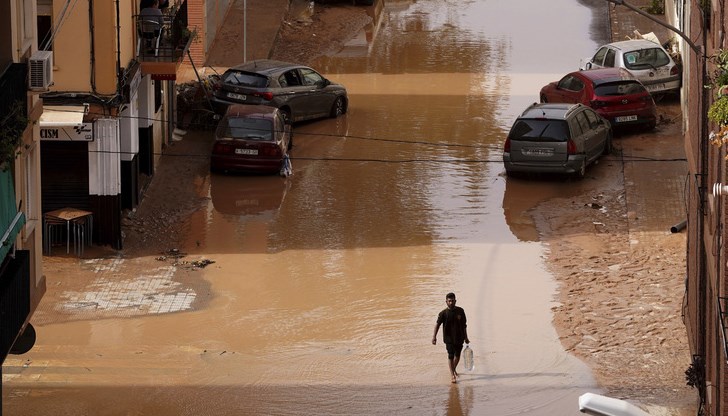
[210,105,292,175]
[539,68,657,130]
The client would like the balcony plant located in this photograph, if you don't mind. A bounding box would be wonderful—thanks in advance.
[0,102,27,172]
[707,49,728,149]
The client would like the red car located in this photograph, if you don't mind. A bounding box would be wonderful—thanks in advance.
[540,68,657,130]
[211,105,292,174]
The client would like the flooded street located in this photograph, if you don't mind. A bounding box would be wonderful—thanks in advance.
[2,0,655,415]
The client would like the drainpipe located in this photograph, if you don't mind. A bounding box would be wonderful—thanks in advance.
[89,0,97,93]
[116,0,122,97]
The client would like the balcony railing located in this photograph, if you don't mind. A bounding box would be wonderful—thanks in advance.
[719,296,728,363]
[0,63,29,169]
[135,1,191,63]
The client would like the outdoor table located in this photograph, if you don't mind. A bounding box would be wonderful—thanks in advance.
[43,207,93,256]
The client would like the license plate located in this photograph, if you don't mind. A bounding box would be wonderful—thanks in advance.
[523,148,553,156]
[615,115,638,123]
[645,83,665,92]
[227,92,247,101]
[235,148,258,155]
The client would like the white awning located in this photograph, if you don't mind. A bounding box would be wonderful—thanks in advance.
[39,105,86,127]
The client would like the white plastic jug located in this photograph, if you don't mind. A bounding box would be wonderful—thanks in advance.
[463,344,474,371]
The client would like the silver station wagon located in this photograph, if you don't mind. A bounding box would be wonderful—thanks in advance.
[503,103,613,178]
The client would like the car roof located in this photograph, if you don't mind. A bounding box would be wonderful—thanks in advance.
[577,68,637,85]
[606,39,665,51]
[518,103,584,120]
[224,104,278,119]
[228,59,302,75]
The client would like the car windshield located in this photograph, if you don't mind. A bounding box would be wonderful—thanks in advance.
[222,71,269,87]
[594,81,647,96]
[217,117,273,141]
[623,48,670,69]
[509,119,569,142]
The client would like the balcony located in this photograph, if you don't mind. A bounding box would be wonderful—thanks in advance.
[135,0,192,80]
[0,63,28,170]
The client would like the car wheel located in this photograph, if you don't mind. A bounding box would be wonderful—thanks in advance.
[540,93,547,103]
[646,120,656,131]
[330,97,345,118]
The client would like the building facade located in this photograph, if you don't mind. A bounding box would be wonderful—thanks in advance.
[37,0,192,250]
[0,0,47,363]
[681,0,728,414]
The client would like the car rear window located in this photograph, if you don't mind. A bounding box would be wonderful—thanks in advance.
[217,117,273,141]
[594,81,647,96]
[623,48,670,70]
[222,71,269,88]
[509,119,570,142]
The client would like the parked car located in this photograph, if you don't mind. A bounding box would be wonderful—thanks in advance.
[503,103,612,178]
[210,59,348,123]
[210,104,292,175]
[539,68,657,130]
[580,39,681,96]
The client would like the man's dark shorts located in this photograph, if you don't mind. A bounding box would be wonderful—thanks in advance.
[446,343,463,359]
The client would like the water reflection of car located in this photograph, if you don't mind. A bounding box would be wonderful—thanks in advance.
[539,68,657,130]
[210,104,292,175]
[580,39,681,96]
[503,103,612,178]
[210,59,348,123]
[210,174,291,218]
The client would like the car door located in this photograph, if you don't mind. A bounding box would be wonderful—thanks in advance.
[277,68,313,121]
[576,108,606,161]
[575,110,599,161]
[299,67,333,119]
[584,108,609,152]
[585,46,609,69]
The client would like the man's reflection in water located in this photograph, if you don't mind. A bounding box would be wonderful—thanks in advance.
[446,383,474,416]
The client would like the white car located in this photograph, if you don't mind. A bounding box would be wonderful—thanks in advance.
[580,39,681,96]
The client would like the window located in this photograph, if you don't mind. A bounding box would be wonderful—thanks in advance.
[510,119,570,142]
[592,47,608,65]
[576,112,591,135]
[300,68,323,86]
[584,109,601,128]
[604,49,616,67]
[282,70,302,87]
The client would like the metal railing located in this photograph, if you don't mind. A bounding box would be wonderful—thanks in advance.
[0,63,28,123]
[718,296,728,363]
[134,2,191,63]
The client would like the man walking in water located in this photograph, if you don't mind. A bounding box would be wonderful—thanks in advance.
[432,292,469,383]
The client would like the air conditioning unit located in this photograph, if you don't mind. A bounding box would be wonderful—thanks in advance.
[28,50,53,91]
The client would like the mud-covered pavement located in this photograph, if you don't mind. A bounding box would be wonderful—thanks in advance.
[2,0,696,414]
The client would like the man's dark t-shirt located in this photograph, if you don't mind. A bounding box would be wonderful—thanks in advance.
[437,306,467,345]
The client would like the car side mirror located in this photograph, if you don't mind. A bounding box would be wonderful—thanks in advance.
[585,62,592,70]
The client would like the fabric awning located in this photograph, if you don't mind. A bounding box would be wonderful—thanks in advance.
[39,105,86,127]
[0,170,26,261]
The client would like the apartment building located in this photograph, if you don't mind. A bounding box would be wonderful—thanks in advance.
[0,0,47,365]
[36,0,193,249]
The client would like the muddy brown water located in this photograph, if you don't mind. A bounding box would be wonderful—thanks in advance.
[4,0,684,415]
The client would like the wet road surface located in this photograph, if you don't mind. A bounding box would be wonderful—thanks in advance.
[2,0,638,415]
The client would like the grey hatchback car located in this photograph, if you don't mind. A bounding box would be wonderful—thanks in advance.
[503,103,612,178]
[210,59,348,123]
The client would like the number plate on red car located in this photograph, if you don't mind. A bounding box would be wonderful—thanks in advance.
[235,148,258,155]
[615,115,638,123]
